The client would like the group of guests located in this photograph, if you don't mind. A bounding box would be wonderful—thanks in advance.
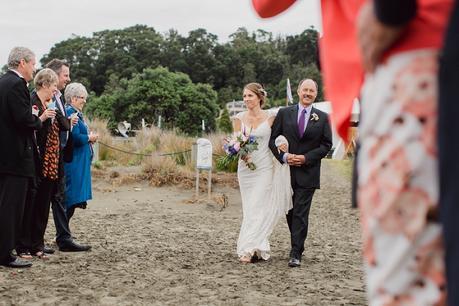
[0,47,98,268]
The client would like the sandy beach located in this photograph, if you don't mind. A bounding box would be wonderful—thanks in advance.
[0,160,365,305]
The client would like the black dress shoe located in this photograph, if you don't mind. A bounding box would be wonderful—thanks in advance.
[288,258,301,267]
[43,246,55,254]
[59,240,91,252]
[2,258,33,268]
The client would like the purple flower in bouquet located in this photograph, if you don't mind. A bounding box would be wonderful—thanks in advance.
[222,130,259,170]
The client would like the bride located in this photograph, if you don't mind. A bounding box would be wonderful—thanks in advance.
[233,83,292,263]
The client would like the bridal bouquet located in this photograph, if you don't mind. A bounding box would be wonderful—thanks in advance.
[221,131,259,170]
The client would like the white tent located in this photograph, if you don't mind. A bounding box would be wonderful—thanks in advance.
[312,100,360,124]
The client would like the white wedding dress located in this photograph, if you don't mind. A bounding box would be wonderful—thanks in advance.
[236,111,292,260]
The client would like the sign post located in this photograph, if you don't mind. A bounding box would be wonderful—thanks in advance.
[193,138,213,200]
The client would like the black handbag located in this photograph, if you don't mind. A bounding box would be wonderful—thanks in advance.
[63,132,74,163]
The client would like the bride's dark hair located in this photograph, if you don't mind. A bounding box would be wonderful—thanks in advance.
[243,83,267,106]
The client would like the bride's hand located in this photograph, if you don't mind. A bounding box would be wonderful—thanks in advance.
[241,154,249,162]
[277,143,288,153]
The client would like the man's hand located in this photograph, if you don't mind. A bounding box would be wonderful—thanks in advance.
[357,2,405,73]
[287,154,306,166]
[286,153,296,165]
[292,155,306,166]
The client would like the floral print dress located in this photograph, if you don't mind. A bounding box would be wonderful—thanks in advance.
[358,50,446,305]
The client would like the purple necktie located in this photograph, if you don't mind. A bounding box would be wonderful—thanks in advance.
[298,109,307,137]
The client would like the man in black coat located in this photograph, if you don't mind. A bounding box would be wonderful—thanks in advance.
[0,47,42,268]
[269,78,332,267]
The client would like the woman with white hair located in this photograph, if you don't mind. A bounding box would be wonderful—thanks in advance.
[64,83,98,225]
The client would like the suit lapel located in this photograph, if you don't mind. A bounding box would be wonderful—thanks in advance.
[290,106,300,141]
[54,94,66,115]
[301,107,317,140]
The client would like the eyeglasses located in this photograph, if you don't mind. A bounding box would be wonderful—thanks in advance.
[76,96,87,102]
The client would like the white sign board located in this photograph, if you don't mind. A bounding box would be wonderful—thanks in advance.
[196,138,212,170]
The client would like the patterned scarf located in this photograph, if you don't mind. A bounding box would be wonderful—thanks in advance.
[42,119,60,180]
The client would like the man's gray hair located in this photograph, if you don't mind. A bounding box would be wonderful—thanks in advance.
[7,47,35,69]
[64,82,88,104]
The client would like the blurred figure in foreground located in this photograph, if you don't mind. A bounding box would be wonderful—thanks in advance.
[438,1,459,305]
[253,0,453,304]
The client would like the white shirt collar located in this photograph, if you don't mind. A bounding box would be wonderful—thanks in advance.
[9,69,28,86]
[298,103,313,113]
[9,69,23,79]
[55,90,62,99]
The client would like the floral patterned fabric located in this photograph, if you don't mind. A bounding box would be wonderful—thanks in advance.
[358,50,446,305]
[42,120,60,180]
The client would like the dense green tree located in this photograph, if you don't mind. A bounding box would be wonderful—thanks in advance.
[86,67,219,135]
[42,26,322,99]
[43,25,324,132]
[218,107,232,134]
[217,86,241,108]
[160,30,187,72]
[175,82,219,134]
[181,28,218,85]
[285,28,319,67]
[41,35,95,90]
[42,25,163,95]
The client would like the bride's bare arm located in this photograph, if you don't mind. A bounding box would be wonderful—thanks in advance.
[268,116,275,127]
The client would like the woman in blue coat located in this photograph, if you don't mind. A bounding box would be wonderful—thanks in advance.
[63,83,98,221]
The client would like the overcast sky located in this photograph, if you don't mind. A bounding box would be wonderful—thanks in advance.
[0,0,321,66]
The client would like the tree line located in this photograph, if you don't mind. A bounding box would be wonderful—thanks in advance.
[40,25,321,135]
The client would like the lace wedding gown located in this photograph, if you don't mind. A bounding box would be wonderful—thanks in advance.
[236,111,292,260]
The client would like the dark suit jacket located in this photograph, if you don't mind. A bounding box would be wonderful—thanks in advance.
[269,104,332,189]
[0,71,42,177]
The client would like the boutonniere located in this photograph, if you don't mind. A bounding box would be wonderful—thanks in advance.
[310,113,319,121]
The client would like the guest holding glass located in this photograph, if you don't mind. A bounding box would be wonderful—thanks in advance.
[24,68,73,259]
[64,83,98,225]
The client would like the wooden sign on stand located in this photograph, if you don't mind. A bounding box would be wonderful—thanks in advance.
[192,138,213,200]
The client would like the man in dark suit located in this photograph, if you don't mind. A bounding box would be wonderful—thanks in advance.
[45,59,91,252]
[0,47,42,268]
[269,78,332,267]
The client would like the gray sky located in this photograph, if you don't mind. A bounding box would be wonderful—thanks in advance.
[0,0,321,66]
